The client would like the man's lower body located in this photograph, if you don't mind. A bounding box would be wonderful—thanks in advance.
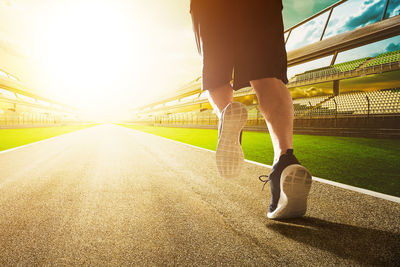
[190,0,312,219]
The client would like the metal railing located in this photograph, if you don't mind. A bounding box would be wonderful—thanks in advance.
[132,89,400,129]
[0,95,80,127]
[284,0,393,51]
[284,0,348,44]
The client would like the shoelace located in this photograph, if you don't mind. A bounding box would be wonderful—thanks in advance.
[259,175,270,191]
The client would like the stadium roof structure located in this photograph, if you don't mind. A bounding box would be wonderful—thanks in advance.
[286,11,400,66]
[137,0,400,111]
[0,70,78,112]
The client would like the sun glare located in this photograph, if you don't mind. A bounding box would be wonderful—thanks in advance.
[32,0,151,120]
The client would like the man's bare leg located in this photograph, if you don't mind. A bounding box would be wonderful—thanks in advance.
[250,77,294,164]
[207,82,247,178]
[251,77,311,219]
[206,83,233,118]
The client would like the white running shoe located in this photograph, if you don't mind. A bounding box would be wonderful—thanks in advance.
[216,102,248,178]
[259,149,312,219]
[268,164,312,219]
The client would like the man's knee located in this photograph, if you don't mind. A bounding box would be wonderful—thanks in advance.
[251,77,283,91]
[207,83,233,97]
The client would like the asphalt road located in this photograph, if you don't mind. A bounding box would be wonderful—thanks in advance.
[0,124,399,266]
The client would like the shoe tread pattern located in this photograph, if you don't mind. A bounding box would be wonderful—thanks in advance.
[216,102,248,178]
[268,164,312,219]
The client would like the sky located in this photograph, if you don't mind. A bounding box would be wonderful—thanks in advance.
[0,0,398,120]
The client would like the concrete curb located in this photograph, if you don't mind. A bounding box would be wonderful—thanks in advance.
[120,125,400,204]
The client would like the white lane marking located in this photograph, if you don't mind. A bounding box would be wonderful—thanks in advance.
[119,125,400,204]
[0,125,100,155]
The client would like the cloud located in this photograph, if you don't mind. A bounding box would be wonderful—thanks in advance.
[286,14,327,50]
[342,0,384,31]
[323,18,339,38]
[388,0,400,9]
[385,42,400,52]
[387,0,400,18]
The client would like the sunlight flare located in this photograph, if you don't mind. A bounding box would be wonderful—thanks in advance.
[32,0,151,119]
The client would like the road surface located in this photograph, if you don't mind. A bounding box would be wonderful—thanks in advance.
[0,124,399,266]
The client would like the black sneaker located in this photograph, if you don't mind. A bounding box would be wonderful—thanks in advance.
[216,102,248,178]
[259,149,312,219]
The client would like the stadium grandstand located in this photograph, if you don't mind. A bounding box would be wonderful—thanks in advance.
[129,0,400,138]
[0,68,81,128]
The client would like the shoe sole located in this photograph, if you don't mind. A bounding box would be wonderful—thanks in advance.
[267,164,312,219]
[216,102,248,178]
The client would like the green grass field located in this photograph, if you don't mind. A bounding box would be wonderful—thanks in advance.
[120,124,400,197]
[0,124,97,151]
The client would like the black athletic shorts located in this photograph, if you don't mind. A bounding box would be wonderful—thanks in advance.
[190,0,288,91]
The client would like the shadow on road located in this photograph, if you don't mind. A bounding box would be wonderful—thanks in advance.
[267,217,400,266]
